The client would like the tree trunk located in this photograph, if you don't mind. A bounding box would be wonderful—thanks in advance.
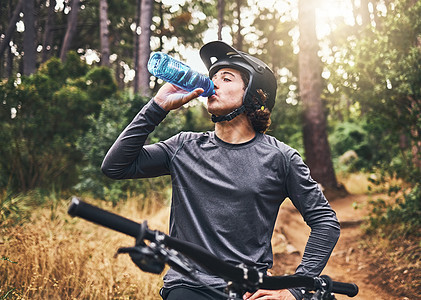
[359,0,371,27]
[0,0,23,58]
[234,0,243,51]
[6,45,13,77]
[99,0,110,66]
[411,130,421,172]
[42,0,56,62]
[409,97,421,171]
[298,0,338,190]
[116,58,124,90]
[413,29,421,171]
[60,0,80,61]
[1,0,15,78]
[217,0,224,40]
[23,0,37,75]
[136,0,153,97]
[133,0,141,94]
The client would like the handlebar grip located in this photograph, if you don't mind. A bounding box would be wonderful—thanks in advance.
[331,280,359,297]
[68,196,141,238]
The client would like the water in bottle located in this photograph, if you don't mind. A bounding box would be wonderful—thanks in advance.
[147,52,215,97]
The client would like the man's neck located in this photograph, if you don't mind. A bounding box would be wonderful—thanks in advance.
[214,114,256,144]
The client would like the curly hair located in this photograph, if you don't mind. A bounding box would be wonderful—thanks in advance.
[238,71,272,133]
[245,89,272,133]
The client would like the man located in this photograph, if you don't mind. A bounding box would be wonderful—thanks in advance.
[101,41,340,300]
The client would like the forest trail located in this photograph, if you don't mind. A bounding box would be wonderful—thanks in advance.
[272,194,393,300]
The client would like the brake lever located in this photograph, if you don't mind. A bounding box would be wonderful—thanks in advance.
[115,220,196,277]
[160,247,196,276]
[115,244,166,274]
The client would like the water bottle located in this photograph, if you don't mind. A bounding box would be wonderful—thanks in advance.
[147,52,215,97]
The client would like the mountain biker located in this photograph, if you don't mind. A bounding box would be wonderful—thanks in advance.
[101,41,340,300]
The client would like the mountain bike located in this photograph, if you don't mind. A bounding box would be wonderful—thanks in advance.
[68,197,359,300]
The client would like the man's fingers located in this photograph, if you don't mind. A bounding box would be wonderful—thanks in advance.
[244,290,266,300]
[157,87,204,111]
[186,88,204,101]
[179,88,204,105]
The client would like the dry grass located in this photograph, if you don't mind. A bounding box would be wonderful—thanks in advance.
[0,196,170,299]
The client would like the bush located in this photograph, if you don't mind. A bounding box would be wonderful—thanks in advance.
[0,52,117,194]
[330,121,374,172]
[366,184,421,239]
[75,92,205,204]
[0,190,45,227]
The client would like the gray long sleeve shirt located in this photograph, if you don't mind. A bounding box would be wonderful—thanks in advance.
[101,99,340,296]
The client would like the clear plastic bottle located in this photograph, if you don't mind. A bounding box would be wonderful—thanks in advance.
[147,52,215,97]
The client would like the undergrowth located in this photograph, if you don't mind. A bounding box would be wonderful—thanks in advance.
[362,183,421,299]
[0,196,169,300]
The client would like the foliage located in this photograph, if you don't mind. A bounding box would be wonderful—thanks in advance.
[182,101,214,134]
[0,0,419,243]
[247,3,297,75]
[75,93,211,203]
[160,1,216,48]
[329,0,421,179]
[0,190,43,227]
[75,92,155,203]
[0,52,116,194]
[0,0,217,88]
[329,120,386,172]
[0,48,213,205]
[366,184,421,239]
[322,0,421,236]
[242,2,303,152]
[269,98,304,155]
[333,7,420,168]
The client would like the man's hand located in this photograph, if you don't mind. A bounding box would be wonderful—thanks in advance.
[154,83,204,111]
[243,289,295,300]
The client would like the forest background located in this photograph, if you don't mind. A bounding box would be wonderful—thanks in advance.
[0,0,420,299]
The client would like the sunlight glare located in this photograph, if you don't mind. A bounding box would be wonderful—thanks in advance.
[16,20,25,33]
[255,0,291,14]
[315,0,355,38]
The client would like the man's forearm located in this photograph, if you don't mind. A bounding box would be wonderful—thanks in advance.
[101,99,168,179]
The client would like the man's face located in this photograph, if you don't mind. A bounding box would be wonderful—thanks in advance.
[207,68,246,116]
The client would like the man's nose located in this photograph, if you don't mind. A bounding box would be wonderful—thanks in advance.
[212,78,219,89]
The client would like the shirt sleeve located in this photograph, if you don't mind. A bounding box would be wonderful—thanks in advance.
[101,99,172,179]
[285,152,340,276]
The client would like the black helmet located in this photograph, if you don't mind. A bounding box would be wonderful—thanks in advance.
[200,41,277,122]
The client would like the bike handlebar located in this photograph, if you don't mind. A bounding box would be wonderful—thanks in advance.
[68,197,358,297]
[68,197,145,238]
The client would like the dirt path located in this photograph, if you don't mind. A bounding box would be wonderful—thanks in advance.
[272,194,391,300]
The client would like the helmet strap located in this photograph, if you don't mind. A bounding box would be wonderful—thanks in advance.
[211,105,246,123]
